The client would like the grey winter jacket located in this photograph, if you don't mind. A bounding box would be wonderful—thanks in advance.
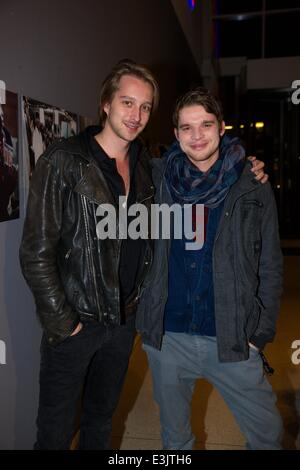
[136,158,283,362]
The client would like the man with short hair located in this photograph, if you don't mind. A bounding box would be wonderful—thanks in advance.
[19,59,158,450]
[137,87,283,450]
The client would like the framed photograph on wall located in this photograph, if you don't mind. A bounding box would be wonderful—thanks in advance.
[0,90,19,222]
[22,97,78,178]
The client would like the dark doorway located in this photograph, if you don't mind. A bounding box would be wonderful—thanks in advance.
[234,89,299,238]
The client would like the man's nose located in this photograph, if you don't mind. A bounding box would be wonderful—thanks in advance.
[130,106,141,122]
[191,128,203,140]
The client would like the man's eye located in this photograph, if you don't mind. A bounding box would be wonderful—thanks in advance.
[142,105,151,113]
[123,101,132,107]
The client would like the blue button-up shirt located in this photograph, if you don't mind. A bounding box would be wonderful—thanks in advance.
[164,202,224,335]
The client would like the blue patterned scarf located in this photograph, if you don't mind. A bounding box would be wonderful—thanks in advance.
[165,134,245,208]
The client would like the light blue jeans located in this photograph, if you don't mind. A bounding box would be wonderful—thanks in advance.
[144,332,282,450]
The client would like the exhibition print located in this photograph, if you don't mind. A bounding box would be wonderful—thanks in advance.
[22,97,78,177]
[0,90,19,222]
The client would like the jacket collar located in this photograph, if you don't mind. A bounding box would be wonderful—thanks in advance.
[70,127,154,206]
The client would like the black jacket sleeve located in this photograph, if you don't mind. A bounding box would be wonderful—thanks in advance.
[19,151,79,345]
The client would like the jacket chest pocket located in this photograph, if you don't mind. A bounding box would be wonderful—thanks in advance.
[241,199,263,220]
[241,199,263,233]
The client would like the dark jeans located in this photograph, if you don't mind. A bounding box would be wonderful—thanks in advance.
[34,315,136,450]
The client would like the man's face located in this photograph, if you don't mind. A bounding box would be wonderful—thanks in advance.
[175,104,225,172]
[103,74,153,143]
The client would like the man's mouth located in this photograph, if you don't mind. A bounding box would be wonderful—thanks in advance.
[124,122,140,130]
[190,142,207,150]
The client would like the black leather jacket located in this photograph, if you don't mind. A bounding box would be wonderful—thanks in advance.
[20,131,154,345]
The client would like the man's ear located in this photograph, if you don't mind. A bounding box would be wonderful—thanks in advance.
[103,102,110,115]
[174,128,179,140]
[220,121,225,136]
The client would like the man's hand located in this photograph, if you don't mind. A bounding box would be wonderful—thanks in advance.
[70,322,83,336]
[248,156,268,184]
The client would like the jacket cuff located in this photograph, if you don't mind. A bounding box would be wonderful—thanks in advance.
[249,332,269,351]
[44,314,80,346]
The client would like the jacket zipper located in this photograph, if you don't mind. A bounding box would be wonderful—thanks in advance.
[79,162,102,317]
[137,192,154,204]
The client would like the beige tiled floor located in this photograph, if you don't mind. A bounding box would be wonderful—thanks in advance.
[111,256,300,450]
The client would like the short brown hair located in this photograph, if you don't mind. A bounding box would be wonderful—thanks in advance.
[99,59,159,127]
[173,87,223,128]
